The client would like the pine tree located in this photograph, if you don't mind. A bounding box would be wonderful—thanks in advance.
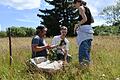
[37,0,78,36]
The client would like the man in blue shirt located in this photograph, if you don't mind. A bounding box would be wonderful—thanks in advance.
[31,26,55,58]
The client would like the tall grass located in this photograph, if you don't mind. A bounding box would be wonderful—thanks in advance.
[0,36,120,80]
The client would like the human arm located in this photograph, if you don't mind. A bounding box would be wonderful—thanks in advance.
[74,24,79,34]
[32,37,51,52]
[91,14,94,23]
[78,6,87,25]
[32,44,51,52]
[63,40,69,63]
[63,50,68,63]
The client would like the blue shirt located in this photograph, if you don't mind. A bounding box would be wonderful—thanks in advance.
[31,35,47,58]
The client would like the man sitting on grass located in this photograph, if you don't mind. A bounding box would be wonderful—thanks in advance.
[31,26,57,58]
[51,26,72,64]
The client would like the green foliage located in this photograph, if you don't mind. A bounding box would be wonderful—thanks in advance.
[6,26,35,37]
[1,25,120,37]
[0,37,120,80]
[20,27,35,37]
[0,31,7,37]
[94,25,120,36]
[37,0,77,36]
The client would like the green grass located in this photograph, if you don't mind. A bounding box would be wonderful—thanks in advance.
[0,36,120,80]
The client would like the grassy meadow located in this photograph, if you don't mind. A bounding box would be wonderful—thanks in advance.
[0,36,120,80]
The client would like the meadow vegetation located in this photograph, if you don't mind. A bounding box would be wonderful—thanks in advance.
[0,36,120,80]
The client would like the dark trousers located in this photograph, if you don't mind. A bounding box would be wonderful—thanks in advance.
[57,53,72,62]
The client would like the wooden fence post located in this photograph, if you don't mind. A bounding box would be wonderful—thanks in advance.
[8,28,12,66]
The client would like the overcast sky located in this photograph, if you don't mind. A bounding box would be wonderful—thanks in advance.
[0,0,116,31]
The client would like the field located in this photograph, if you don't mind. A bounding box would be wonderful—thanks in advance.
[0,36,120,80]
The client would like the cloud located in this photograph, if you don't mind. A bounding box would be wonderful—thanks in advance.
[84,0,115,26]
[0,0,42,10]
[39,0,54,10]
[85,0,115,16]
[16,18,36,23]
[16,13,42,25]
[16,15,39,23]
[92,18,106,27]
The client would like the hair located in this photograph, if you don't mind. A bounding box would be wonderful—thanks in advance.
[73,0,82,4]
[60,26,68,31]
[73,0,87,6]
[36,26,45,30]
[36,29,40,35]
[35,26,46,35]
[82,1,87,6]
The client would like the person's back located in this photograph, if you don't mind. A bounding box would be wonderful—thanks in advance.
[73,0,94,66]
[78,6,94,25]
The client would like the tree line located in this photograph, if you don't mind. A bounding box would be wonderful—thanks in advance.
[94,25,120,36]
[0,25,120,37]
[0,26,35,37]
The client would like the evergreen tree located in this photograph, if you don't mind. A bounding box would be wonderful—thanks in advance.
[37,0,78,36]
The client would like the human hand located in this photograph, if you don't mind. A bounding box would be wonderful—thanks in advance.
[63,60,68,66]
[74,24,79,34]
[46,44,58,50]
[50,45,59,49]
[45,44,51,49]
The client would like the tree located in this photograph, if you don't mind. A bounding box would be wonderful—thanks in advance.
[20,27,35,37]
[37,0,78,36]
[6,27,35,37]
[101,0,120,26]
[0,31,7,37]
[7,27,26,37]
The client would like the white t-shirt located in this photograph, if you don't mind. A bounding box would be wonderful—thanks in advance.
[51,35,69,51]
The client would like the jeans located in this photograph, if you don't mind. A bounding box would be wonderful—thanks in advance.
[79,39,92,63]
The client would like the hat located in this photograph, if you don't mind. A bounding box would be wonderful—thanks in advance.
[36,26,47,31]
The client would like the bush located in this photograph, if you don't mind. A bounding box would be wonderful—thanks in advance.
[0,31,7,37]
[6,26,35,37]
[94,25,120,36]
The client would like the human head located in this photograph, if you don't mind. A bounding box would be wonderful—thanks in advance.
[60,26,68,37]
[82,1,87,6]
[73,0,83,8]
[36,26,47,37]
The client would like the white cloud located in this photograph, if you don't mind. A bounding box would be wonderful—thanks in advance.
[16,18,36,23]
[85,0,115,16]
[0,0,42,10]
[84,0,116,26]
[16,14,41,24]
[92,18,106,27]
[39,0,54,10]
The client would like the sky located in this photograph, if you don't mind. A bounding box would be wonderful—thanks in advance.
[0,0,116,31]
